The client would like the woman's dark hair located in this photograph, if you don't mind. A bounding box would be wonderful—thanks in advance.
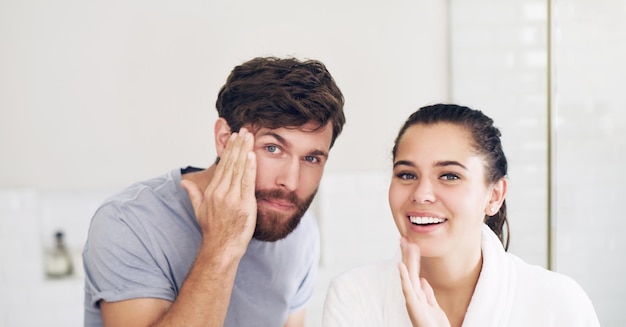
[392,104,510,250]
[216,56,346,148]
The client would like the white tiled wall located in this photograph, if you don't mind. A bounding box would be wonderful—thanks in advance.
[0,177,395,327]
[2,1,625,326]
[0,189,113,327]
[450,0,549,267]
[307,172,399,326]
[450,0,626,326]
[552,1,626,326]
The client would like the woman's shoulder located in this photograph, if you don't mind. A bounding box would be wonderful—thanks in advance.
[507,254,600,325]
[509,254,586,296]
[324,260,409,326]
[330,260,399,289]
[327,260,403,302]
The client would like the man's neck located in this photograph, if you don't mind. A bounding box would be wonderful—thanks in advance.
[181,165,216,192]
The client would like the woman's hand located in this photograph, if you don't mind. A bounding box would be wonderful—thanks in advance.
[399,237,451,327]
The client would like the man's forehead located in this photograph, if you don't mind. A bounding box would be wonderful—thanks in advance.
[250,122,333,152]
[248,121,331,135]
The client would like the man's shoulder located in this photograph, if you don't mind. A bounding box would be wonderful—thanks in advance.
[100,169,179,208]
[90,168,186,226]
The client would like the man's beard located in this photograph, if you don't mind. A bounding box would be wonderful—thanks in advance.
[253,188,317,242]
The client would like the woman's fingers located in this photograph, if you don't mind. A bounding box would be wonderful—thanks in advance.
[399,262,413,294]
[420,277,439,307]
[399,262,418,303]
[400,237,424,302]
[399,238,451,327]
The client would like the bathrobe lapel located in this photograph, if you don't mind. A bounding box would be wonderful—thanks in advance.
[462,225,516,327]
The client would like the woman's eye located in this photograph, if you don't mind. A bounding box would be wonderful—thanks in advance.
[440,173,460,181]
[396,172,416,180]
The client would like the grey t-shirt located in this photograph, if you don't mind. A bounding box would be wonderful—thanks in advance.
[83,168,320,327]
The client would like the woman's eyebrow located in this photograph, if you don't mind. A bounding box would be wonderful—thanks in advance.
[393,160,415,168]
[435,160,468,170]
[393,160,468,170]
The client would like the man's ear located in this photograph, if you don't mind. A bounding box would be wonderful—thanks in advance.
[214,118,232,158]
[486,177,508,216]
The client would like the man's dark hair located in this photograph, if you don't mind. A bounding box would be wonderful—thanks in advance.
[216,56,346,149]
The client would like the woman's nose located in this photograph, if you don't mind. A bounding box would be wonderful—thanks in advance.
[411,178,435,204]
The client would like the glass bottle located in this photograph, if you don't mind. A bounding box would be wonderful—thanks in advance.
[44,230,74,278]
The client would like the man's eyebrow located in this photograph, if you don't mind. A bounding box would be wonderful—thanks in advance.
[257,131,329,158]
[308,149,329,158]
[257,131,288,145]
[393,160,468,170]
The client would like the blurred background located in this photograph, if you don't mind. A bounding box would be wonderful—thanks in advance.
[1,0,624,326]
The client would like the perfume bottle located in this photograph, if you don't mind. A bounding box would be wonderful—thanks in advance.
[44,230,74,278]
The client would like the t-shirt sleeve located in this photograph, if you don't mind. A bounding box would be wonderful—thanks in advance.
[83,203,176,308]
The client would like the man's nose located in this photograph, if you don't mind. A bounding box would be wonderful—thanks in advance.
[276,158,300,191]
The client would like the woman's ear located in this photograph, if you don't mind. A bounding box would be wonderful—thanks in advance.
[214,118,232,158]
[486,177,508,216]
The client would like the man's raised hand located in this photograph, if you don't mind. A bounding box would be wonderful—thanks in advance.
[181,128,257,260]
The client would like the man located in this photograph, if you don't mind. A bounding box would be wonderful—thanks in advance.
[83,56,346,327]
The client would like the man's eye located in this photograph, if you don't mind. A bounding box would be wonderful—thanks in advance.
[266,145,279,153]
[304,156,319,164]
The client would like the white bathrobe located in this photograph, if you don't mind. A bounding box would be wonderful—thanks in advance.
[323,224,600,327]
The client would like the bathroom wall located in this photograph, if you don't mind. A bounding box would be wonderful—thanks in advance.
[0,0,448,326]
[0,189,108,326]
[0,0,448,191]
[551,1,626,325]
[449,0,550,269]
[2,0,623,326]
[449,0,626,326]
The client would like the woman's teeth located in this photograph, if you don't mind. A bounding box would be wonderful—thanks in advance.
[409,216,446,225]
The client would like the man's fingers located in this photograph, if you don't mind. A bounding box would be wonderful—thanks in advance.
[180,179,203,211]
[210,132,238,192]
[229,129,254,191]
[241,151,257,199]
[213,128,253,195]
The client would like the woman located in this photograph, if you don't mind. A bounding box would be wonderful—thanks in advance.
[322,104,599,326]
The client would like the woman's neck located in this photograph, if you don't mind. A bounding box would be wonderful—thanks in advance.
[420,245,483,327]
